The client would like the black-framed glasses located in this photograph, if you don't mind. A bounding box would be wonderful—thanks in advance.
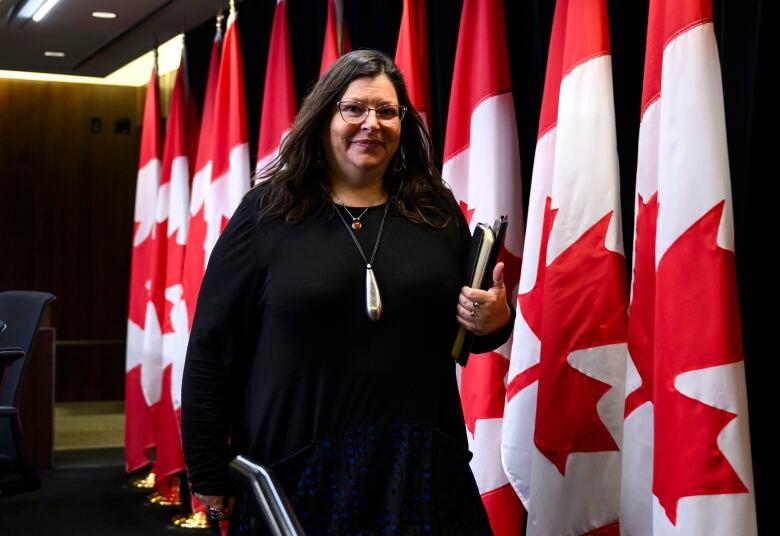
[336,101,407,125]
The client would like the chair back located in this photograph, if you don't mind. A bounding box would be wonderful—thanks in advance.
[0,291,55,407]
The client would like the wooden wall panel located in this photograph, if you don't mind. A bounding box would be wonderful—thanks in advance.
[0,79,145,401]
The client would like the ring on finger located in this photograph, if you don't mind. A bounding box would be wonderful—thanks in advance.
[207,506,228,521]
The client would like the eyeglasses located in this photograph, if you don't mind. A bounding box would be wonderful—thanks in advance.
[336,101,407,125]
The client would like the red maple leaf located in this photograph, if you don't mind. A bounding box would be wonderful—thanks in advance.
[219,213,230,234]
[653,200,748,524]
[534,210,628,475]
[518,197,558,339]
[460,351,510,435]
[505,363,539,402]
[182,205,208,330]
[506,197,557,401]
[625,192,658,417]
[459,199,476,226]
[128,222,157,328]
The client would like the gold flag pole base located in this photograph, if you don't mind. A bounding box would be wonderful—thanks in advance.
[171,511,211,529]
[147,489,184,508]
[128,470,156,490]
[146,476,183,508]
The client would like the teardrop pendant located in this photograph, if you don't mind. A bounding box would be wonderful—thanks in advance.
[365,264,382,322]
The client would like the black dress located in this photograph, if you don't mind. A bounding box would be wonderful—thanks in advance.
[181,186,513,534]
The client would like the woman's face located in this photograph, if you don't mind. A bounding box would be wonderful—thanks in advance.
[323,74,402,189]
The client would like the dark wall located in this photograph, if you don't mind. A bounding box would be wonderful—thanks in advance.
[0,79,143,402]
[182,0,769,530]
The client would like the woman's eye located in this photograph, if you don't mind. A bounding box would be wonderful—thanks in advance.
[378,107,397,119]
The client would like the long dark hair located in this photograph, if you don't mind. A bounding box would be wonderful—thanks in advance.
[255,49,452,227]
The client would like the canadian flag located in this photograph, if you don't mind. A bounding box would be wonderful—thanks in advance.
[125,65,163,473]
[153,53,199,488]
[441,0,525,534]
[620,0,758,534]
[395,0,430,130]
[183,9,250,519]
[180,27,222,517]
[256,0,296,175]
[319,0,350,75]
[204,8,250,260]
[501,0,629,534]
[182,28,222,339]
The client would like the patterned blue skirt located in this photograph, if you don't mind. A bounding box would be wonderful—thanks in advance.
[228,423,492,535]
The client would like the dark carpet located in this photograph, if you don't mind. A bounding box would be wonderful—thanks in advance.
[0,466,209,536]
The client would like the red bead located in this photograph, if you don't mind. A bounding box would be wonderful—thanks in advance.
[352,220,362,230]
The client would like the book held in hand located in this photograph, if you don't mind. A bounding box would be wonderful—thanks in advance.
[451,215,509,365]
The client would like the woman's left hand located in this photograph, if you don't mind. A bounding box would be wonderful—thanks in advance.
[456,262,511,336]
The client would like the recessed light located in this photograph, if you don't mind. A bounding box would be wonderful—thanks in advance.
[91,11,117,19]
[33,0,61,22]
[44,51,66,57]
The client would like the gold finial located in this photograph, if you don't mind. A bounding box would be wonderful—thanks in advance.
[227,0,237,25]
[152,40,159,72]
[216,10,225,32]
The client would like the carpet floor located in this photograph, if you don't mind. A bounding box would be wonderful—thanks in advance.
[0,465,214,536]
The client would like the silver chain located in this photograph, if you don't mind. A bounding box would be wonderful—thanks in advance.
[334,202,389,267]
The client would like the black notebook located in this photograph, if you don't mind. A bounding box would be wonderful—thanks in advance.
[451,216,509,366]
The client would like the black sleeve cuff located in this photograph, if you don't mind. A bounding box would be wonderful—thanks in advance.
[470,301,516,355]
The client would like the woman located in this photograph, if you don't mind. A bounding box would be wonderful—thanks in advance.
[182,49,514,534]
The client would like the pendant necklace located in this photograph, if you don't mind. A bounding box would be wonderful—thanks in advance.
[333,196,378,230]
[334,202,390,322]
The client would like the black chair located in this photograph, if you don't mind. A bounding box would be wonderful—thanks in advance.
[0,290,55,497]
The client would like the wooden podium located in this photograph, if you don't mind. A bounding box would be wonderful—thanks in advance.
[17,307,56,469]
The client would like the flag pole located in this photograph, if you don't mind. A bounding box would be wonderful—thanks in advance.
[216,10,224,33]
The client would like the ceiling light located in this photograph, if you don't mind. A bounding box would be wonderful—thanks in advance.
[91,12,117,19]
[0,33,182,87]
[44,51,65,57]
[32,0,61,22]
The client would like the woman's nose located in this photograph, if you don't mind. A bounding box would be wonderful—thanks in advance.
[361,109,381,129]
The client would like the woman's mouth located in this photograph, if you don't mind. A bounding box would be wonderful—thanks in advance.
[352,139,383,147]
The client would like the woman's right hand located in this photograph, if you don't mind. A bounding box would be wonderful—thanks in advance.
[195,493,235,521]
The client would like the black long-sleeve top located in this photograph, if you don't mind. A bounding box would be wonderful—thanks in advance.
[181,185,513,530]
